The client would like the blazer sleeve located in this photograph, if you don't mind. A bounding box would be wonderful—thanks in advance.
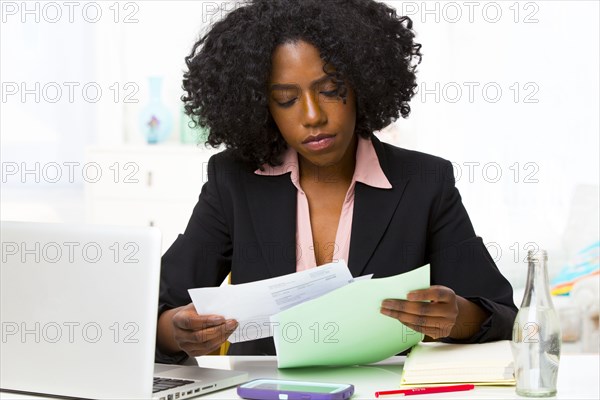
[155,154,233,363]
[427,160,518,343]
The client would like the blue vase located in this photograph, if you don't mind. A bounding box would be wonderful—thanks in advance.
[139,76,173,144]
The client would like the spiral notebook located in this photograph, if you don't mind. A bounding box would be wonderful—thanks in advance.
[400,340,516,387]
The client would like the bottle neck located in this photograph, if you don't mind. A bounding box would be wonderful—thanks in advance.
[148,77,163,102]
[521,258,554,308]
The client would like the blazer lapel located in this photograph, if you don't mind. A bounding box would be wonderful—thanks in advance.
[347,137,410,277]
[244,173,297,278]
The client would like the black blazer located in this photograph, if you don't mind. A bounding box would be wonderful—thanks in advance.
[157,136,517,363]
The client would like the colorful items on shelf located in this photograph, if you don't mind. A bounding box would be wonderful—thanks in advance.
[551,241,599,296]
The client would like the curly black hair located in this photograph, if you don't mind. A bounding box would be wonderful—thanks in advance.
[182,0,422,168]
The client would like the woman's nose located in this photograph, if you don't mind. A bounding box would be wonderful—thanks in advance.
[301,90,327,127]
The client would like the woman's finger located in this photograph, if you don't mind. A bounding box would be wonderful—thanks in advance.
[407,285,456,302]
[401,321,452,339]
[381,299,454,318]
[173,312,226,331]
[381,308,453,329]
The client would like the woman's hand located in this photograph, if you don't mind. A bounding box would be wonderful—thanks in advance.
[158,303,238,357]
[380,285,458,339]
[380,285,489,340]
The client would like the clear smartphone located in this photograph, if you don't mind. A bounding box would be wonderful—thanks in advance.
[237,378,355,400]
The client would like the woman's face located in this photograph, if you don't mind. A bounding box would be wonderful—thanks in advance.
[268,40,357,169]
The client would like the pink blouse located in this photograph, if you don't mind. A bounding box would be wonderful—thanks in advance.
[255,136,392,271]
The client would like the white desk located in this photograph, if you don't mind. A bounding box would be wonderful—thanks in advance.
[193,355,599,399]
[1,355,598,399]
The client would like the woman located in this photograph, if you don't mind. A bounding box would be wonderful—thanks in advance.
[156,0,517,363]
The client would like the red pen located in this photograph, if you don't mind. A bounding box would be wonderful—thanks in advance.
[375,384,475,397]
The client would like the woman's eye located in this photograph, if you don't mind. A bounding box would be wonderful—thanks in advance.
[319,84,340,97]
[273,88,298,107]
[277,98,296,107]
[320,89,339,97]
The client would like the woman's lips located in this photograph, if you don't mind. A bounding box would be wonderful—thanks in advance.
[302,134,336,151]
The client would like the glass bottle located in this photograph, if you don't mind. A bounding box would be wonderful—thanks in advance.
[512,249,561,397]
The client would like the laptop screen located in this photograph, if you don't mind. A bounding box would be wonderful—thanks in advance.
[1,221,161,399]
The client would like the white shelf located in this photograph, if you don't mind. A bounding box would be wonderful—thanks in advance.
[84,145,220,251]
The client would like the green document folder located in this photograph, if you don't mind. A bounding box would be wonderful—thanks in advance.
[271,265,430,368]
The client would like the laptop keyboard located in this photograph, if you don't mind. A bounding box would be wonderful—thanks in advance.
[153,377,194,393]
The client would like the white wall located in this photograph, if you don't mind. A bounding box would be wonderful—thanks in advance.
[381,0,599,285]
[1,1,598,287]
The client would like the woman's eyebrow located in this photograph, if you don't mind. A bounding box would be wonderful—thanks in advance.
[270,74,332,91]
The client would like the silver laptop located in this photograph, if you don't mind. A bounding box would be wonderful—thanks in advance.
[0,221,248,400]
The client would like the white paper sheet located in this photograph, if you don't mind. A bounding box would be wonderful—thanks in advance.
[188,260,357,342]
